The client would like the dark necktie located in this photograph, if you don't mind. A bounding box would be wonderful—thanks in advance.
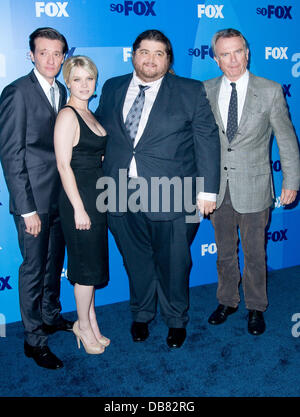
[125,85,150,142]
[50,86,57,114]
[226,82,238,142]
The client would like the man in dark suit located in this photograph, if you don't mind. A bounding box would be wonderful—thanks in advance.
[96,30,220,348]
[204,28,300,335]
[0,27,73,369]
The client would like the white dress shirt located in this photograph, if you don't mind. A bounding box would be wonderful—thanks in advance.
[218,70,249,130]
[34,68,60,112]
[22,69,59,218]
[123,72,163,178]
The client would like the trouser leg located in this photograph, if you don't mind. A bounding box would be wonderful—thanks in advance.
[42,212,65,325]
[210,186,241,308]
[238,208,269,311]
[108,213,198,327]
[152,217,199,328]
[108,212,158,323]
[14,214,51,347]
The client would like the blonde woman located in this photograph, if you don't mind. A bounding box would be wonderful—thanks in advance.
[54,56,109,354]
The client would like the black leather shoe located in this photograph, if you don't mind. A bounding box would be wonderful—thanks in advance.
[166,328,186,348]
[248,310,265,335]
[208,304,238,325]
[131,322,149,342]
[24,342,63,370]
[43,317,74,334]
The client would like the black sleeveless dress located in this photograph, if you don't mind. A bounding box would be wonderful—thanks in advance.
[58,105,109,286]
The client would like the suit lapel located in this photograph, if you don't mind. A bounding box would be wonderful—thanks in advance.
[209,76,225,132]
[115,74,133,146]
[237,72,259,135]
[117,73,174,147]
[136,73,171,146]
[116,73,171,147]
[214,72,259,144]
[57,81,66,110]
[29,70,57,116]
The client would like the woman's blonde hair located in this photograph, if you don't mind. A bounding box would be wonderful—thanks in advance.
[62,55,98,85]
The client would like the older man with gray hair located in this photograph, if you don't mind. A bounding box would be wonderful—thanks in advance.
[204,28,300,335]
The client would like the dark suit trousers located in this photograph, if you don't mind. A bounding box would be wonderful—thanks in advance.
[14,213,65,347]
[210,185,269,311]
[108,211,199,328]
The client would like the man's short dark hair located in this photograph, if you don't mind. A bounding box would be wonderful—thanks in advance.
[132,29,174,66]
[29,27,68,55]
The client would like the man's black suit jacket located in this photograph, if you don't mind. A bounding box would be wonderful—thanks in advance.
[95,72,220,221]
[0,70,67,215]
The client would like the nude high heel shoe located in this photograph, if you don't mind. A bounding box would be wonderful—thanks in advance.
[73,321,105,355]
[97,334,110,347]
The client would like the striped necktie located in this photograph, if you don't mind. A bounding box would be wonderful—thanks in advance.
[125,85,150,142]
[50,86,57,114]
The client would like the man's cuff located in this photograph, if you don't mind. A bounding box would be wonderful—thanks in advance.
[197,192,216,202]
[21,211,37,218]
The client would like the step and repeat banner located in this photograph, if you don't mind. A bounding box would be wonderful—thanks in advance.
[0,0,299,323]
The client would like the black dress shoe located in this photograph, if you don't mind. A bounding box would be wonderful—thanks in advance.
[24,342,63,370]
[131,322,149,342]
[166,328,186,348]
[248,310,265,335]
[208,304,238,325]
[43,317,74,334]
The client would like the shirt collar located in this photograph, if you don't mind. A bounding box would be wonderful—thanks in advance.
[223,69,249,89]
[132,71,164,90]
[34,68,58,93]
